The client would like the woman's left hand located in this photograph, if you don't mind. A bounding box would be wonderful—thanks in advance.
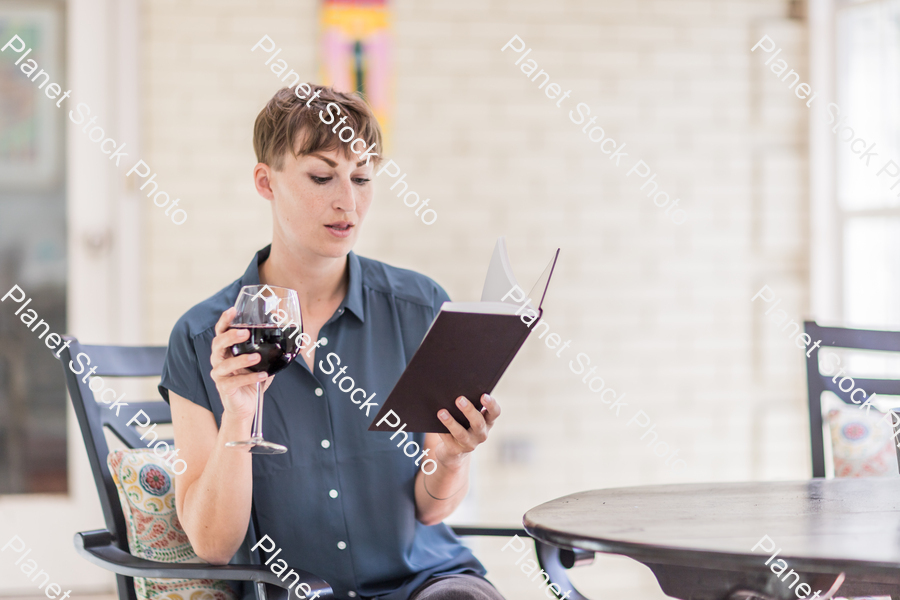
[433,394,501,469]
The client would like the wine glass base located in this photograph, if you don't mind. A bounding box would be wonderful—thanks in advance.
[225,438,287,454]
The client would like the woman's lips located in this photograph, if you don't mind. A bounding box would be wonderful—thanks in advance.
[325,222,354,238]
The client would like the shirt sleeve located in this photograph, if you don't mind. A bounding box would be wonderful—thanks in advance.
[430,281,451,320]
[396,279,452,366]
[158,315,213,412]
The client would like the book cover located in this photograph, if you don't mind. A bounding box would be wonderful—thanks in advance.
[369,238,559,433]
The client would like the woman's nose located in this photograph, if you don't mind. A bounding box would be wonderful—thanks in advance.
[333,177,357,213]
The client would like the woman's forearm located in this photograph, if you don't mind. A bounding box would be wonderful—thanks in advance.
[181,412,255,564]
[414,456,470,525]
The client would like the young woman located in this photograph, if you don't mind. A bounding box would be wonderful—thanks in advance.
[159,85,505,600]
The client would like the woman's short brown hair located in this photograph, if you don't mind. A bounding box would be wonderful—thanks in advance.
[253,84,383,170]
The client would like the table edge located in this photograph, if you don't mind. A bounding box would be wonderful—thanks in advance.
[522,516,900,579]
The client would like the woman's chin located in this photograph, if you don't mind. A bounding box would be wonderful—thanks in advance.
[318,230,357,256]
[279,227,359,260]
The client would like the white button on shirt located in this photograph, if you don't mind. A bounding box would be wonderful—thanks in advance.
[337,541,347,550]
[321,440,331,449]
[320,337,328,346]
[329,489,338,498]
[348,592,357,598]
[315,388,323,396]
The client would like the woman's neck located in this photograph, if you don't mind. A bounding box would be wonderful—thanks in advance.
[257,241,349,315]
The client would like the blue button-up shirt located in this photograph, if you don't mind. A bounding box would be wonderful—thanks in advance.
[159,246,484,600]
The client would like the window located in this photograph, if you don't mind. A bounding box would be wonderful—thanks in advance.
[836,0,900,328]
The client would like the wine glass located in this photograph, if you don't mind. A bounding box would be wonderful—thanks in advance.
[225,284,302,454]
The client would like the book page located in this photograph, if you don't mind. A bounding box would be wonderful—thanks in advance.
[527,248,560,310]
[441,301,522,315]
[480,237,521,304]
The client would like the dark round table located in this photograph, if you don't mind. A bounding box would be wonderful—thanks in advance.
[523,478,900,600]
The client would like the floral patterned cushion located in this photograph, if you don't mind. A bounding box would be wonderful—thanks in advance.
[826,405,899,478]
[107,449,237,600]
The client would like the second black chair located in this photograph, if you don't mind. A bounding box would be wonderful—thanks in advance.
[803,321,900,478]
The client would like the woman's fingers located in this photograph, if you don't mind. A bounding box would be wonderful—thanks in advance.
[214,307,236,336]
[455,396,488,442]
[218,371,268,397]
[438,407,472,449]
[211,328,249,366]
[211,353,260,381]
[210,306,250,369]
[212,327,249,356]
[436,395,501,462]
[480,394,502,427]
[209,308,271,407]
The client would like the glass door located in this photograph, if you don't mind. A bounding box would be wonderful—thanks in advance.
[0,2,68,495]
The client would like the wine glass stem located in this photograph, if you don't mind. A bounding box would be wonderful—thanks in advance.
[251,380,264,440]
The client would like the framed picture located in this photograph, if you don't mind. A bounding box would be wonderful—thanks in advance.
[320,0,392,144]
[0,3,62,189]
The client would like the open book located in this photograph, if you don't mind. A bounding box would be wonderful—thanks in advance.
[369,237,560,433]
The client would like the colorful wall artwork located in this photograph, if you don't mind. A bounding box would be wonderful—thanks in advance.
[320,0,391,144]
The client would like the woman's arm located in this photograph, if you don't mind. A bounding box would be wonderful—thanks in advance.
[172,307,270,564]
[414,394,501,525]
[172,393,254,563]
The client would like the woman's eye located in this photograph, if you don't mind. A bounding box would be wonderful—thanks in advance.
[353,178,371,185]
[310,176,331,184]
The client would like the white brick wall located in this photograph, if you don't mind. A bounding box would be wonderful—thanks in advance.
[142,1,811,598]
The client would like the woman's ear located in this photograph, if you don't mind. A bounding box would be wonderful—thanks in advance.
[254,162,275,202]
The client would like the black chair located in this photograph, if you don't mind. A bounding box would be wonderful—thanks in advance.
[803,321,900,478]
[59,336,593,600]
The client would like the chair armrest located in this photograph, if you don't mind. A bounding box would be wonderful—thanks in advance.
[75,530,333,599]
[451,526,527,537]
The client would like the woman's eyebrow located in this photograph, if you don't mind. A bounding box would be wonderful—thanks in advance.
[309,153,337,167]
[308,153,366,169]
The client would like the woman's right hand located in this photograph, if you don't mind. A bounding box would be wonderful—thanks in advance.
[210,307,270,420]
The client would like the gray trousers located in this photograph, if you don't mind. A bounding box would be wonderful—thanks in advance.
[408,574,507,600]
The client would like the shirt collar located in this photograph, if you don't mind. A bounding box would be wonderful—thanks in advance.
[241,245,365,324]
[341,251,365,323]
[239,245,267,287]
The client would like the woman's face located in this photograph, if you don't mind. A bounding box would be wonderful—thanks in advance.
[255,145,375,259]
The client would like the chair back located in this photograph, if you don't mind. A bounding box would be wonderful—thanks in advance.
[58,336,169,600]
[803,322,900,477]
